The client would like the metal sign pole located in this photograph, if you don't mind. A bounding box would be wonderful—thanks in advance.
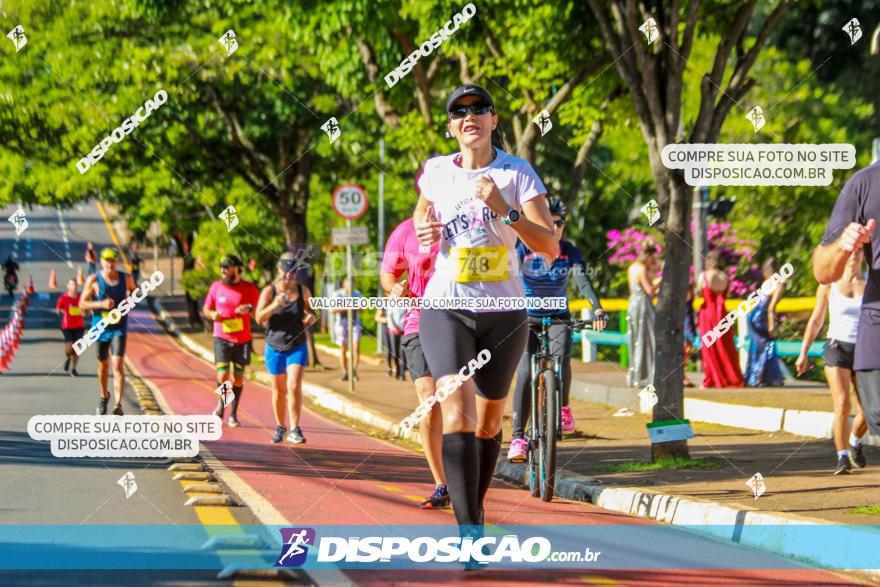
[346,219,355,394]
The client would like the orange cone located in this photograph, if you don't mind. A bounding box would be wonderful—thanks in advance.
[0,332,7,372]
[49,269,57,289]
[26,274,35,295]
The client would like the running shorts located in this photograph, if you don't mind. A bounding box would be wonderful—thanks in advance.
[96,334,127,360]
[264,342,309,375]
[401,333,431,381]
[214,338,251,374]
[419,309,528,401]
[824,339,855,370]
[62,327,84,343]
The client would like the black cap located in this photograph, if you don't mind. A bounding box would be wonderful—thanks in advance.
[219,254,243,268]
[445,84,495,112]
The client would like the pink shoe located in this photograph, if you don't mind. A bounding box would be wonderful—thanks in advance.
[507,438,527,463]
[561,406,576,434]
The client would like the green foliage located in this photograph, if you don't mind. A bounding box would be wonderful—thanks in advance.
[595,457,722,472]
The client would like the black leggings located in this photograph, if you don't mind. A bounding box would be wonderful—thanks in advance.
[419,309,528,527]
[387,330,404,376]
[512,322,573,439]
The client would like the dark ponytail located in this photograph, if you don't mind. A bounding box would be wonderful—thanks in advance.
[491,125,508,152]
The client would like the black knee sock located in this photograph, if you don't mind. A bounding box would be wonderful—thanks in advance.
[231,384,243,416]
[442,432,480,526]
[476,432,502,510]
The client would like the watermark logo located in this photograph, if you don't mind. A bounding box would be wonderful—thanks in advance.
[7,25,26,52]
[640,199,660,226]
[533,110,552,137]
[117,471,138,498]
[384,3,476,88]
[219,30,238,56]
[746,105,765,132]
[843,18,862,45]
[276,528,316,567]
[219,206,239,232]
[74,271,165,355]
[7,208,28,236]
[746,472,766,499]
[215,381,234,407]
[400,349,491,432]
[639,18,659,44]
[638,384,658,412]
[701,263,794,349]
[321,117,341,144]
[77,89,168,174]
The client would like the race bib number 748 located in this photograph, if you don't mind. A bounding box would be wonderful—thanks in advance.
[452,246,508,283]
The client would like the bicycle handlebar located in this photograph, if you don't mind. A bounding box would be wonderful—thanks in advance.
[527,316,598,330]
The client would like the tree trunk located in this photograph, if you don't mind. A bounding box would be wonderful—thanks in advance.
[649,168,692,460]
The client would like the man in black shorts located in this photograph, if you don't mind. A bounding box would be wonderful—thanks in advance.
[814,162,880,437]
[202,255,260,427]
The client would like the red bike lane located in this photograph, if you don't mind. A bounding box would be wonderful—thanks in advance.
[124,310,860,586]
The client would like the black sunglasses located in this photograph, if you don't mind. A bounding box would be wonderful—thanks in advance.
[448,103,494,119]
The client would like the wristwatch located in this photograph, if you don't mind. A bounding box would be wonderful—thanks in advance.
[502,208,521,225]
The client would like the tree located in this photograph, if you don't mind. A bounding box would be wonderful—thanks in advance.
[586,0,793,459]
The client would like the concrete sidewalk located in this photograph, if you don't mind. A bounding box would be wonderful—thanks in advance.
[155,295,880,580]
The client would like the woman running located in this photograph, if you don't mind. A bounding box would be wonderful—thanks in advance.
[796,249,868,474]
[414,84,558,531]
[256,252,317,444]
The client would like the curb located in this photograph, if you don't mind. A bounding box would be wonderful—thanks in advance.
[150,297,880,578]
[570,376,880,447]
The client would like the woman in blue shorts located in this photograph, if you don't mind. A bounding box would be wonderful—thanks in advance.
[256,252,317,444]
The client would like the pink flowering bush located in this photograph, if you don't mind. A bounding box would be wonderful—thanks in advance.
[607,223,757,296]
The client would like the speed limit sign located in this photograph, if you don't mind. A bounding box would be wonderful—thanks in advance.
[332,184,368,220]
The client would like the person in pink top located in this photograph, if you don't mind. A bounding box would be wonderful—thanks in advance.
[381,207,448,509]
[202,255,260,427]
[56,278,85,376]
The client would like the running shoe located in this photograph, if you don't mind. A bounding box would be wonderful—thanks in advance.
[70,369,78,377]
[63,357,70,372]
[850,444,867,469]
[507,438,527,463]
[112,403,124,416]
[420,485,450,509]
[341,372,349,382]
[96,396,108,416]
[561,406,576,434]
[271,426,287,443]
[228,414,240,428]
[834,455,852,475]
[288,427,306,444]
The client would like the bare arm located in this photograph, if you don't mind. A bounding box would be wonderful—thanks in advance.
[515,197,559,262]
[254,285,278,326]
[301,286,317,326]
[796,285,829,375]
[813,220,875,284]
[78,275,107,310]
[635,264,657,297]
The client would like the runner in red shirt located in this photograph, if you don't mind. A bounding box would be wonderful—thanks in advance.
[203,255,260,427]
[56,278,85,376]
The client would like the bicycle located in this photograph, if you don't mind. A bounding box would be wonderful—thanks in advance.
[526,316,593,502]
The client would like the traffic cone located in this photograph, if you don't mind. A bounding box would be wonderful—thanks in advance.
[26,274,35,295]
[49,269,57,290]
[0,332,7,373]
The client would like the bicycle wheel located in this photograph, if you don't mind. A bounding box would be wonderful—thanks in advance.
[539,368,558,502]
[527,373,543,497]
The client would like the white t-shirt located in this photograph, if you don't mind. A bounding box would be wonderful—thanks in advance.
[418,149,546,307]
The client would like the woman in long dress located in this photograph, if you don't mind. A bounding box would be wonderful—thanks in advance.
[627,243,659,387]
[697,250,745,388]
[745,259,785,387]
